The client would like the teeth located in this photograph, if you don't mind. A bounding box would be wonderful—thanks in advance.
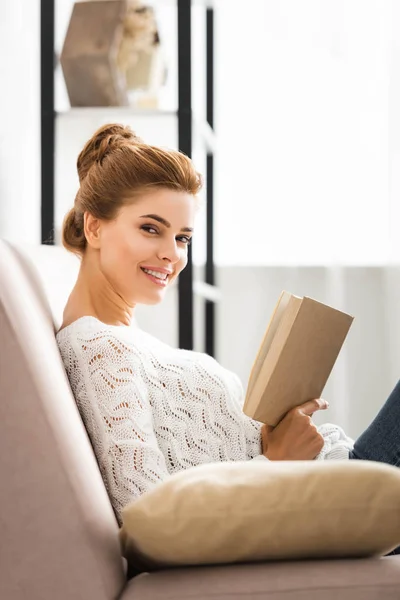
[142,268,168,280]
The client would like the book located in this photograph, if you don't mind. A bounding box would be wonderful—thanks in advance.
[243,291,354,426]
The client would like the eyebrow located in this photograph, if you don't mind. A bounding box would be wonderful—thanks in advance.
[139,214,193,233]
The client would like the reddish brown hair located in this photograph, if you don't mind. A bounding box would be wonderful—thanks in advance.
[62,123,203,256]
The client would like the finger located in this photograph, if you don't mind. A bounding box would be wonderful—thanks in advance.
[260,424,272,453]
[298,398,329,416]
[261,424,274,436]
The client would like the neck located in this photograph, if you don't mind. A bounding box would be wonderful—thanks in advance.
[64,248,135,327]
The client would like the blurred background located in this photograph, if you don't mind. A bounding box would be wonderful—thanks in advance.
[2,0,400,439]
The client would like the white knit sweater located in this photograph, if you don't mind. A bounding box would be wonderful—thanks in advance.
[56,316,354,525]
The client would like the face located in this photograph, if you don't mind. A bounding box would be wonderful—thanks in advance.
[90,188,196,306]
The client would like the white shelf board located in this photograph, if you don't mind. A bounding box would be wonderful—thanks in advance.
[56,107,177,118]
[56,108,217,153]
[148,0,215,8]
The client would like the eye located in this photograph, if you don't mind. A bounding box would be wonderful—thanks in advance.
[141,224,192,245]
[177,235,192,245]
[141,225,158,235]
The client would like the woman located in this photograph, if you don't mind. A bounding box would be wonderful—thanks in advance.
[56,124,400,556]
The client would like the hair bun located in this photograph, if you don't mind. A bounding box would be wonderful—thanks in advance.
[77,123,143,182]
[61,207,86,256]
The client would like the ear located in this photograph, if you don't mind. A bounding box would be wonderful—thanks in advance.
[83,211,102,249]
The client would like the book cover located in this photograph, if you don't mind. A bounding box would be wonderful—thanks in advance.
[243,292,354,426]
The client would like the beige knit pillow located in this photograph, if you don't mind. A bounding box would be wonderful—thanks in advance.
[119,459,400,570]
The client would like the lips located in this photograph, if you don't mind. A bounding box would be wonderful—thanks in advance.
[140,267,170,287]
[140,266,173,276]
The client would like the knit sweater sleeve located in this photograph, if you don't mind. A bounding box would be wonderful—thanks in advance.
[62,329,170,526]
[315,422,354,460]
[244,419,353,462]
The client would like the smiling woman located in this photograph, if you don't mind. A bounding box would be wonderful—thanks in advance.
[56,122,359,533]
[59,123,202,328]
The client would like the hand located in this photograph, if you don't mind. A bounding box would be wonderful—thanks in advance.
[261,398,329,461]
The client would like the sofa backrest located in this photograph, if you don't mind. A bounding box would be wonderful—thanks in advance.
[0,239,126,600]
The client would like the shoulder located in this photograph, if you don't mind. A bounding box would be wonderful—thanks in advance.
[57,315,133,340]
[57,318,156,394]
[56,316,141,360]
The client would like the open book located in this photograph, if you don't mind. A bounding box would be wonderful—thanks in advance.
[243,291,354,426]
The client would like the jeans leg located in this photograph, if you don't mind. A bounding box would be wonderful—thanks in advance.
[348,380,400,467]
[348,380,400,555]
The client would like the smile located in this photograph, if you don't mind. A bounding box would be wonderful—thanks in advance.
[140,267,169,287]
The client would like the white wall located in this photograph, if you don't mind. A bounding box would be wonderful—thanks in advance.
[215,0,399,266]
[0,2,41,243]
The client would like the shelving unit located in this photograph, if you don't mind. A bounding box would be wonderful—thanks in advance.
[41,0,218,355]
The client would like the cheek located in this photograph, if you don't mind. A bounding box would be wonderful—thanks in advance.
[100,230,132,273]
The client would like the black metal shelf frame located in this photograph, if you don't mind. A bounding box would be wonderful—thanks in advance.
[41,0,55,246]
[41,0,217,355]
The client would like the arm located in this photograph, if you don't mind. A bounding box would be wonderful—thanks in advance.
[70,331,170,525]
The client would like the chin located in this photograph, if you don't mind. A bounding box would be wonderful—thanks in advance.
[146,295,165,306]
[137,291,167,306]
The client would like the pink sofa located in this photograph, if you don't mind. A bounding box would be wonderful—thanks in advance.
[1,237,400,600]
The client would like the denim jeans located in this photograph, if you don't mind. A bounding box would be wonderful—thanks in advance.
[348,379,400,556]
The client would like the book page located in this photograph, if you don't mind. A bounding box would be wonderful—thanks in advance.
[245,291,293,400]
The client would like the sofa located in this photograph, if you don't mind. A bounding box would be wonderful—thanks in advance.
[1,237,400,600]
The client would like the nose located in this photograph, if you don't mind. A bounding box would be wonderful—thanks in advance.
[157,237,181,264]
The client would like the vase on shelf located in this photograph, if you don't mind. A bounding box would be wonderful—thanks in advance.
[60,0,167,109]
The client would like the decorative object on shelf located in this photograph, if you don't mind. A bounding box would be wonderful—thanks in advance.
[60,0,167,108]
[118,1,167,108]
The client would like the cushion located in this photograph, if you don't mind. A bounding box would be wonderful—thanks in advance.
[119,459,400,570]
